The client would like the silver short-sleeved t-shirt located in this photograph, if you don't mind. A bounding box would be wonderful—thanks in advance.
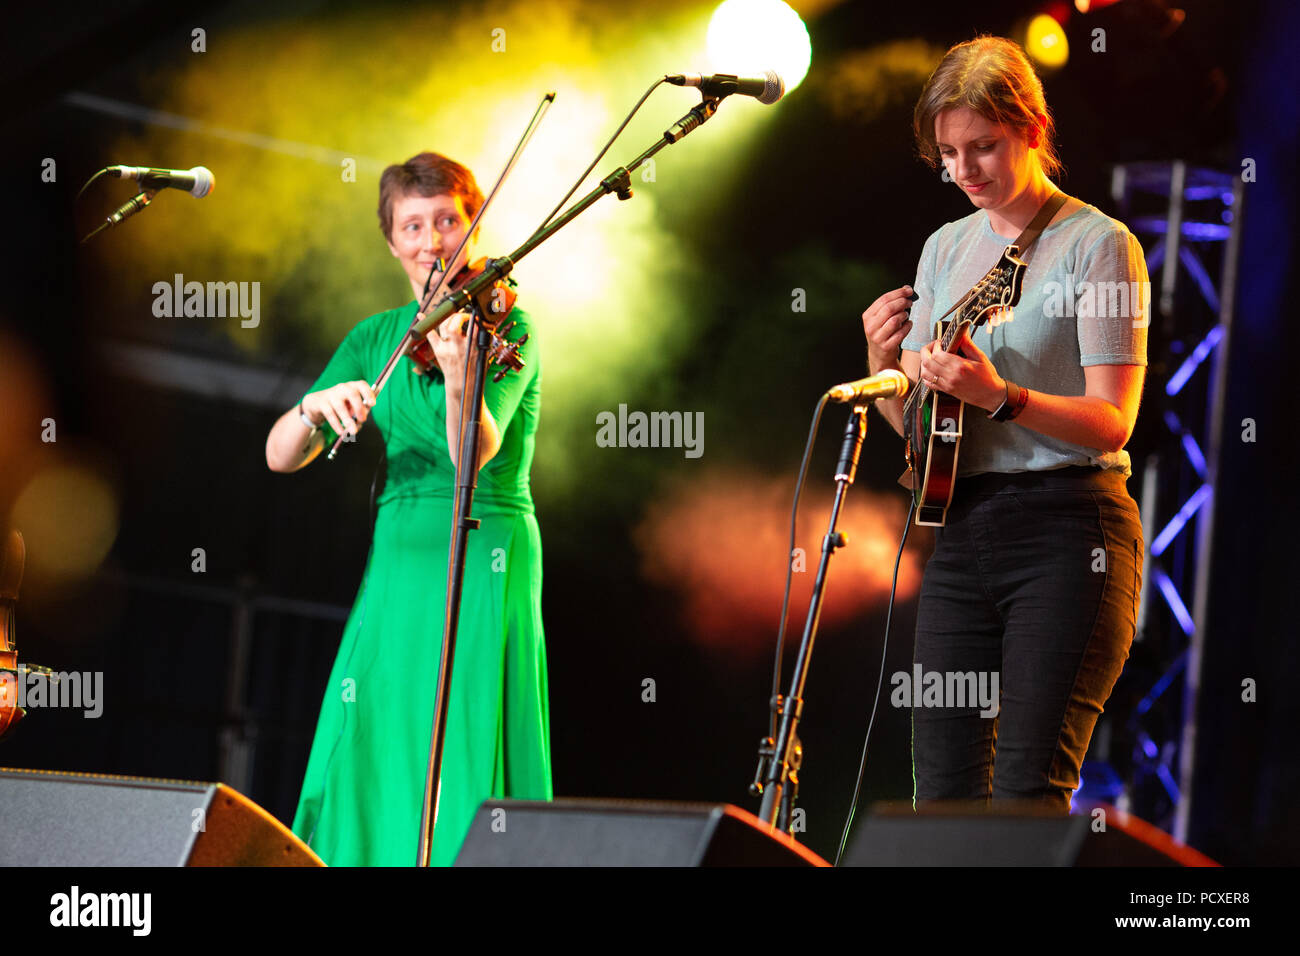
[901,203,1149,477]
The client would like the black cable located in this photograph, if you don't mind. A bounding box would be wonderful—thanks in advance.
[538,77,666,231]
[441,77,668,548]
[768,394,829,740]
[75,167,110,202]
[444,75,669,478]
[834,494,916,866]
[449,302,477,563]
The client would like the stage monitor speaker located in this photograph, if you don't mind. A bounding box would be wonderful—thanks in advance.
[842,801,1217,866]
[0,767,323,866]
[454,799,829,866]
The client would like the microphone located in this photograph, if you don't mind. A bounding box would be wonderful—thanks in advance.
[108,165,215,198]
[665,71,785,105]
[826,369,910,404]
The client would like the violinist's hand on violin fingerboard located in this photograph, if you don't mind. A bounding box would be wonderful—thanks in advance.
[429,312,474,383]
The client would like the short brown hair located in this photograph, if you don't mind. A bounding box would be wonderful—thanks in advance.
[377,152,485,240]
[913,36,1063,180]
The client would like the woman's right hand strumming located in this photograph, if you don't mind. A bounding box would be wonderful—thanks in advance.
[302,381,377,438]
[861,284,921,438]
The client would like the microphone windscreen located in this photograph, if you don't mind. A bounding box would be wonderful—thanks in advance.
[189,166,215,198]
[759,71,786,105]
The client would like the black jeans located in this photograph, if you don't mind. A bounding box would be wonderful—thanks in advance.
[911,466,1143,812]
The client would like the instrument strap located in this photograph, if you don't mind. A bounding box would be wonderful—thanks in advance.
[897,190,1069,493]
[923,189,1070,333]
[1011,188,1069,255]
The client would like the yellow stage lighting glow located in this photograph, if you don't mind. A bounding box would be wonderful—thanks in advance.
[1026,13,1070,69]
[11,465,119,580]
[706,0,812,94]
[87,2,793,501]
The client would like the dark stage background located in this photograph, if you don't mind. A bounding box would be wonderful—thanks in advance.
[1,0,1293,866]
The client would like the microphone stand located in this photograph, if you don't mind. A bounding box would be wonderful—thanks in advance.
[751,402,869,833]
[416,92,731,866]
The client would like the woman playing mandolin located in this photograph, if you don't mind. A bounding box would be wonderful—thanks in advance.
[264,151,551,865]
[862,36,1147,811]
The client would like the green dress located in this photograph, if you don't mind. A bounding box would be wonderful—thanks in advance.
[291,299,551,866]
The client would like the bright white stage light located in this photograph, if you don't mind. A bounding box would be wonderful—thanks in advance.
[706,0,812,95]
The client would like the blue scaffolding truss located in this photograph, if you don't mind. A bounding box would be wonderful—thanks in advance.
[1105,160,1244,841]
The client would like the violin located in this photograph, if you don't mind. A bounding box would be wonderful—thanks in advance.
[0,529,56,742]
[407,257,529,382]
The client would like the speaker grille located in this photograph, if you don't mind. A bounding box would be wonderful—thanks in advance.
[0,768,213,866]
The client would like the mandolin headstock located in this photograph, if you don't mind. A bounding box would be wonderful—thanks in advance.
[966,244,1028,333]
[906,244,1030,418]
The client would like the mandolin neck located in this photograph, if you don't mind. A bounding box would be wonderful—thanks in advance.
[903,314,970,416]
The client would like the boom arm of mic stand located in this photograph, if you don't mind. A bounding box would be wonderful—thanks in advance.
[410,96,725,344]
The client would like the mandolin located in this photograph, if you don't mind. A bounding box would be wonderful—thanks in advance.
[902,245,1028,527]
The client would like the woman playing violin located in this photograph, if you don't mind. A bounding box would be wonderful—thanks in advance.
[265,151,550,866]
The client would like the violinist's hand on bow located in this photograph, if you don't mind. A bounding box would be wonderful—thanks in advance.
[428,311,474,384]
[302,381,376,438]
[919,328,1005,412]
